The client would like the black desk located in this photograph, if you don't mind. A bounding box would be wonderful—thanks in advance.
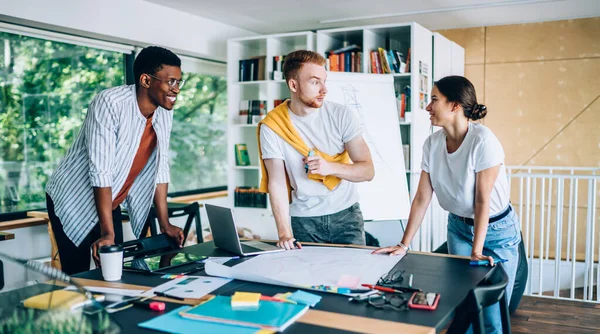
[70,242,493,333]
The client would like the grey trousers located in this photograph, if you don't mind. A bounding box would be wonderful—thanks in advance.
[291,202,365,245]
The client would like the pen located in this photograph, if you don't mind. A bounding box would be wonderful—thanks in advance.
[260,295,294,303]
[337,287,371,294]
[305,150,314,173]
[180,264,205,275]
[361,284,421,293]
[469,258,508,266]
[154,291,185,301]
[408,274,413,288]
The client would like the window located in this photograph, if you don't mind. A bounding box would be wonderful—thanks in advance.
[0,30,126,215]
[0,26,228,216]
[168,57,228,194]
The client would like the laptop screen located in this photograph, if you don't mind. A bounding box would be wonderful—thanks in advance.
[205,204,244,255]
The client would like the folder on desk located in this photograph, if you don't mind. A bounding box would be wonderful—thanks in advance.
[138,306,263,334]
[180,295,309,332]
[23,290,103,311]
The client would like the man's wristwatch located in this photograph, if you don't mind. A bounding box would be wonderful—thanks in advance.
[398,242,410,252]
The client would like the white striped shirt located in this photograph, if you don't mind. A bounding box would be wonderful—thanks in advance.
[46,85,172,246]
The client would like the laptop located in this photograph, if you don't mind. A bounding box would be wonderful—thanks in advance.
[205,204,284,256]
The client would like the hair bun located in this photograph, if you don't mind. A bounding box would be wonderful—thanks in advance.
[470,104,488,120]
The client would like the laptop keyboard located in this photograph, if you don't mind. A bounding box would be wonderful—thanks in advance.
[241,241,279,252]
[241,243,263,253]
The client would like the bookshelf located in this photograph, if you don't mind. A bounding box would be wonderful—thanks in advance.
[226,25,464,245]
[316,22,434,200]
[226,32,315,233]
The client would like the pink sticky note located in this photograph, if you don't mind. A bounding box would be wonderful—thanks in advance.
[337,274,361,288]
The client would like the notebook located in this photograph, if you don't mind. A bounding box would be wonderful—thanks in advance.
[138,306,268,334]
[22,290,104,311]
[180,295,309,332]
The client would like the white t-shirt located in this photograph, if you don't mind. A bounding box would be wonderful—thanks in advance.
[260,101,363,217]
[421,122,510,218]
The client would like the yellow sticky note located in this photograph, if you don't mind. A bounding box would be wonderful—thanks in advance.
[255,330,275,334]
[231,292,261,307]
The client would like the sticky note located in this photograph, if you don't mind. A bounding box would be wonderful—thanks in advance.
[337,274,361,288]
[231,292,261,308]
[288,290,322,307]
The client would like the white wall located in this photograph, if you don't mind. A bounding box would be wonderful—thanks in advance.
[0,0,256,61]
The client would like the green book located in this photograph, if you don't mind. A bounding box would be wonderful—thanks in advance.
[234,144,251,166]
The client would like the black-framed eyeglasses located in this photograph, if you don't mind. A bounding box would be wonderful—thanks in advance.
[147,74,186,89]
[377,269,405,287]
[367,294,409,311]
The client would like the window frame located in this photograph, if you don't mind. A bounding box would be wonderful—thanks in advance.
[0,24,228,220]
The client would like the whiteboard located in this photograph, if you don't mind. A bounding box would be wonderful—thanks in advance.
[325,72,410,220]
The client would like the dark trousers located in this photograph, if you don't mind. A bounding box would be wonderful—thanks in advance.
[291,202,366,245]
[46,194,123,275]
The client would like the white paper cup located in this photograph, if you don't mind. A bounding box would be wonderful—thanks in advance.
[99,245,123,281]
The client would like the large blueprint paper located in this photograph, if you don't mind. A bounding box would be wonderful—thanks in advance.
[205,246,404,288]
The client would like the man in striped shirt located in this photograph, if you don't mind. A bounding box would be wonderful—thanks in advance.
[46,46,185,275]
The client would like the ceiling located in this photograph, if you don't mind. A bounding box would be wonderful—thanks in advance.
[145,0,600,34]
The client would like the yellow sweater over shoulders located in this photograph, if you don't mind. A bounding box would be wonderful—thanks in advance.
[257,100,351,202]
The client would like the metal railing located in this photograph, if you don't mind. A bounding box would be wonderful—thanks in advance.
[507,166,599,302]
[414,166,599,303]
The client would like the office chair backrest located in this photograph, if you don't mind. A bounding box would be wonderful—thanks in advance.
[473,265,509,310]
[120,234,179,259]
[139,202,203,245]
[448,264,511,334]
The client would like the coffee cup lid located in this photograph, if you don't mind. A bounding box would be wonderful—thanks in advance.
[99,244,123,253]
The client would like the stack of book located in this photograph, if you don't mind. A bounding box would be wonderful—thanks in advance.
[326,44,362,73]
[179,295,309,332]
[239,56,266,82]
[272,54,286,80]
[238,100,266,124]
[370,47,410,74]
[234,187,267,208]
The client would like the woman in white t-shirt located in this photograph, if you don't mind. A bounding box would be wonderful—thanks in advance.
[373,76,520,334]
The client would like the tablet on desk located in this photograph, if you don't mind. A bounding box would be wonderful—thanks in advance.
[123,252,207,272]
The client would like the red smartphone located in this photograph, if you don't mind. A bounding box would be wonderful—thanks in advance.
[408,291,440,311]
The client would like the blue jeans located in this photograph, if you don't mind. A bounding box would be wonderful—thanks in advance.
[447,205,520,334]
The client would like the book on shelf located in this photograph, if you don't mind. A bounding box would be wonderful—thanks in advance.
[272,54,287,80]
[405,48,411,73]
[239,56,266,82]
[234,187,267,208]
[239,100,266,124]
[327,51,361,73]
[395,85,411,120]
[369,48,410,74]
[397,93,406,119]
[377,48,391,74]
[234,144,251,166]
